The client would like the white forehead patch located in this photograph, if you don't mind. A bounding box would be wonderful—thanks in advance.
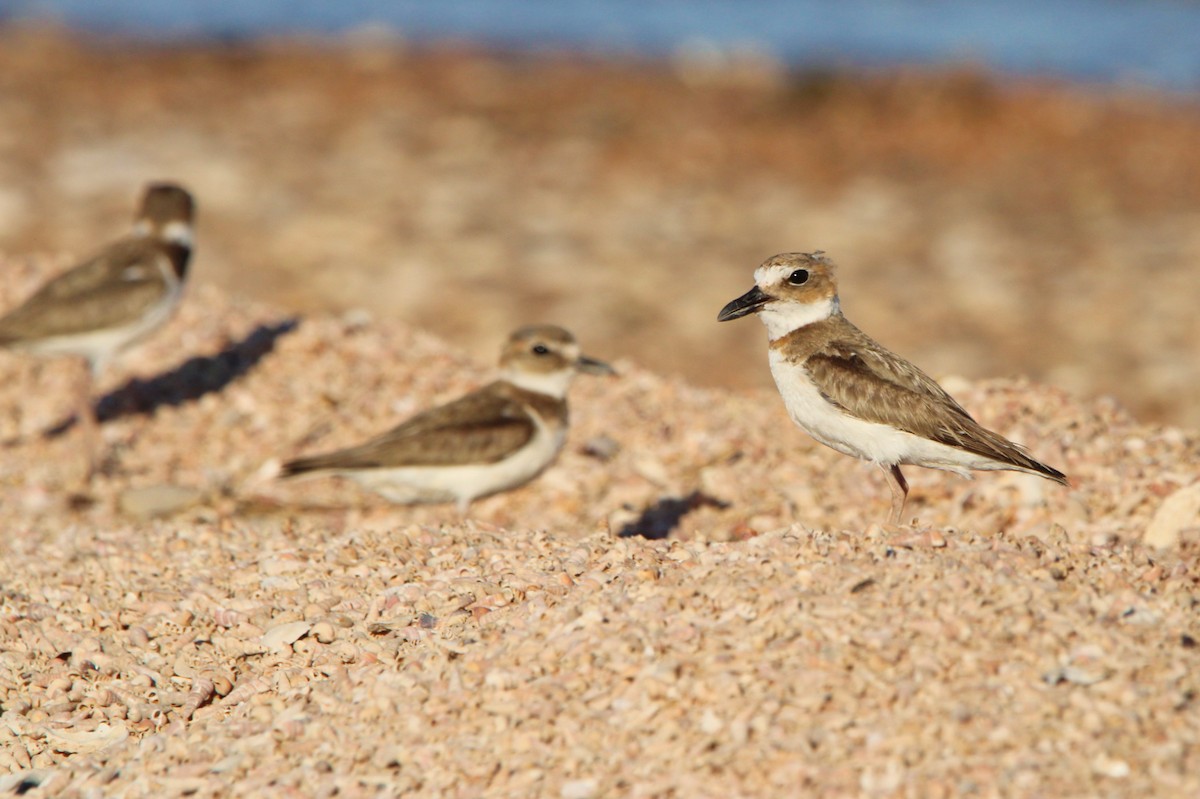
[754,260,838,302]
[754,263,801,288]
[557,342,581,363]
[754,261,836,291]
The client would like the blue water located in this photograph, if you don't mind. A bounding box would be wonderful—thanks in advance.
[3,0,1199,92]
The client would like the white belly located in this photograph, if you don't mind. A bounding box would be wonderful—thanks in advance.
[15,280,182,373]
[343,420,566,509]
[768,349,1002,476]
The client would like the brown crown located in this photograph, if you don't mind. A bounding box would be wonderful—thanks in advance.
[139,183,195,225]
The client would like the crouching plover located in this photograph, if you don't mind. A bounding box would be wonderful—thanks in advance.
[718,252,1068,524]
[279,325,615,513]
[0,183,195,476]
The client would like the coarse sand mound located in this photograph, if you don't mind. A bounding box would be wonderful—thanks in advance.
[1,268,1199,797]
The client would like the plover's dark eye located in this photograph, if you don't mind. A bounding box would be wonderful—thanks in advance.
[532,344,550,355]
[788,269,810,286]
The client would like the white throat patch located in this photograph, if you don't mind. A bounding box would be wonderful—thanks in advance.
[133,220,193,248]
[159,221,193,247]
[758,296,839,340]
[504,368,573,399]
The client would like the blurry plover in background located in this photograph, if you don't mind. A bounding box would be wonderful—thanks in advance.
[279,324,614,513]
[0,182,195,478]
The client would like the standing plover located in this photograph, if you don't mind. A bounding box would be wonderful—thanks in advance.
[0,183,195,474]
[718,251,1067,524]
[279,325,614,512]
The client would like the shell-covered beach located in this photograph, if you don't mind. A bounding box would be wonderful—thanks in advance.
[1,29,1199,797]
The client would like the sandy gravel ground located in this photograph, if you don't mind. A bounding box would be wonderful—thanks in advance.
[1,263,1199,796]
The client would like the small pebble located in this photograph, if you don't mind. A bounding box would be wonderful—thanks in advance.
[560,778,598,799]
[117,486,204,520]
[261,622,311,653]
[311,622,336,644]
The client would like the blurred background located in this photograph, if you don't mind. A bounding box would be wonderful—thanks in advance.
[0,1,1198,425]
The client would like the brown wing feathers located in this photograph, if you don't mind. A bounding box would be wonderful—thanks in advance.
[280,384,542,475]
[806,336,1068,485]
[0,240,180,343]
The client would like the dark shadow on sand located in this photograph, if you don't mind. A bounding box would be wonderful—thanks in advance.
[44,318,299,438]
[618,490,730,539]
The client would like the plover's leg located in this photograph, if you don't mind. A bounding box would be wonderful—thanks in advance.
[884,464,909,525]
[76,357,101,482]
